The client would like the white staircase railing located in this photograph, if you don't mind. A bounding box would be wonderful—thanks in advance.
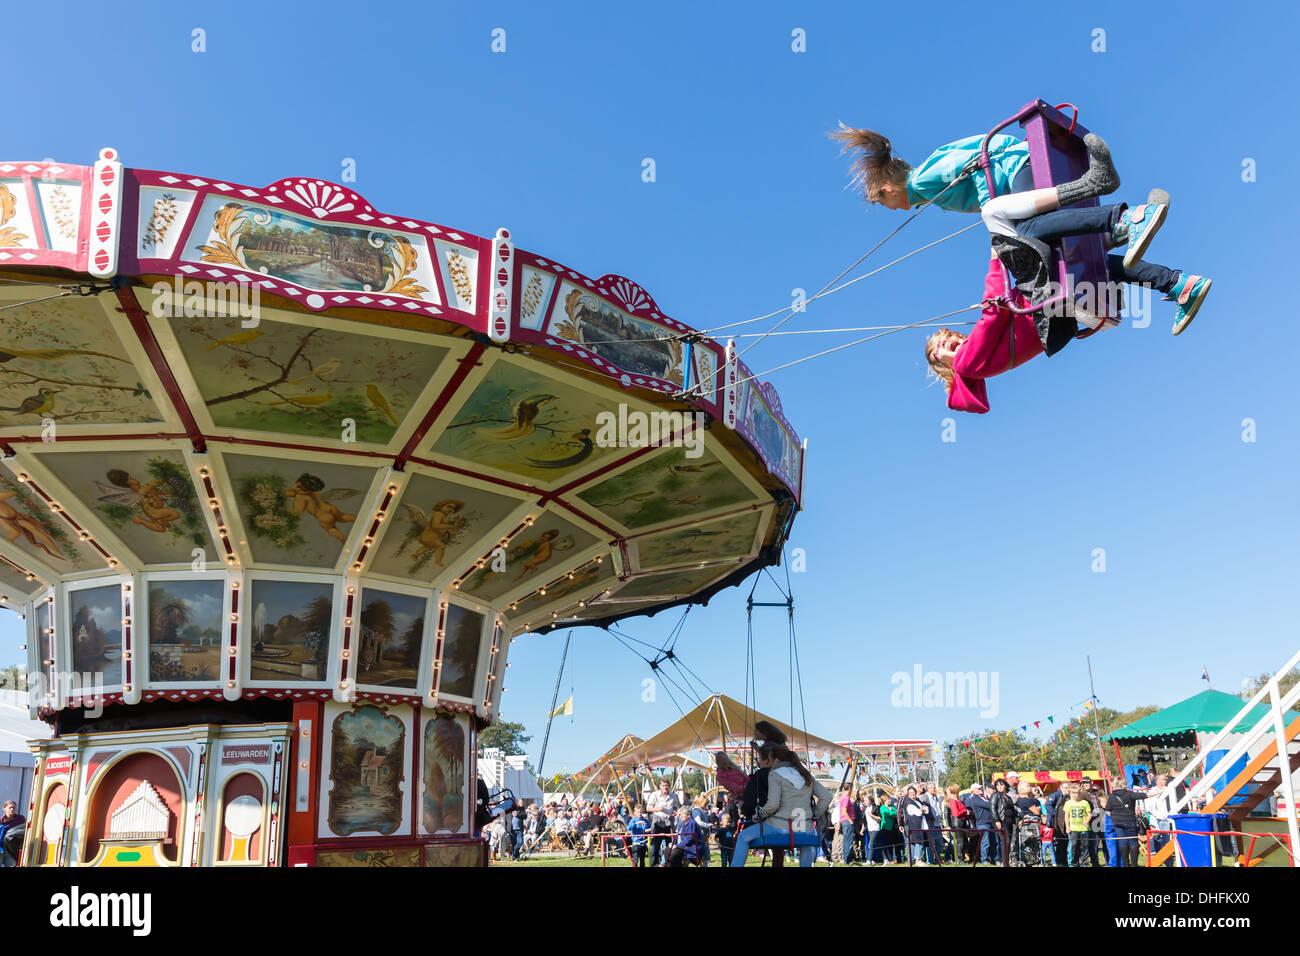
[1153,648,1300,865]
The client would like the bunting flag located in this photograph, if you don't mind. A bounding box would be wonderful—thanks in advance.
[946,697,1106,763]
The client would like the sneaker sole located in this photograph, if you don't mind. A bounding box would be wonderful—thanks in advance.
[1172,279,1211,335]
[1124,202,1167,270]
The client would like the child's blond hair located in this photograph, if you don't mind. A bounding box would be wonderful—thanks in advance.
[924,327,967,392]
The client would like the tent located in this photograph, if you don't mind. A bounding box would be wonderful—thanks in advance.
[569,734,645,796]
[606,693,855,772]
[1102,689,1300,748]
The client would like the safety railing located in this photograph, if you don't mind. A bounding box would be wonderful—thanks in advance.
[1153,648,1300,861]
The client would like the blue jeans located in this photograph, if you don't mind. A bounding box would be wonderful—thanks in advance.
[980,829,999,864]
[839,820,855,863]
[729,822,815,867]
[1016,204,1180,292]
[865,830,880,863]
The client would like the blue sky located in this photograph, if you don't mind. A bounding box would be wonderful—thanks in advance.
[3,1,1297,773]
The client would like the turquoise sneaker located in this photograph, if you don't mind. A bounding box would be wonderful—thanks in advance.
[1109,189,1170,249]
[1119,198,1169,269]
[1167,273,1211,335]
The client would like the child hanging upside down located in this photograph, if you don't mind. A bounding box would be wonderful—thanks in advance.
[926,236,1210,414]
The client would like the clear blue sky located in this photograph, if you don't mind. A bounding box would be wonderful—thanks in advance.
[3,1,1297,774]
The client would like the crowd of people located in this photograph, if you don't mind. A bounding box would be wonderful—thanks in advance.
[484,744,1240,868]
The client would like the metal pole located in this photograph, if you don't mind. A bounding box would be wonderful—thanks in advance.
[1086,656,1109,789]
[536,630,571,787]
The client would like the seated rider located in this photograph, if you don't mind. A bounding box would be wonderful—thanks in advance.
[925,255,1209,414]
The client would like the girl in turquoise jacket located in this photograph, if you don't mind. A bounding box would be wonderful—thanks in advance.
[831,125,1120,237]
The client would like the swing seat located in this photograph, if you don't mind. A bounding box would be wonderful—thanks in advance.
[980,99,1122,338]
[748,825,821,849]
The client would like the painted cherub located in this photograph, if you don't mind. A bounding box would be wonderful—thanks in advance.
[0,490,63,559]
[285,473,359,543]
[99,469,180,533]
[513,529,561,582]
[401,498,467,566]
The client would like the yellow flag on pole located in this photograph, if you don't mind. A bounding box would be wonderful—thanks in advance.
[551,695,573,718]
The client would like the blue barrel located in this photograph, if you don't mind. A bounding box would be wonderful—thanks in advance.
[1169,812,1226,866]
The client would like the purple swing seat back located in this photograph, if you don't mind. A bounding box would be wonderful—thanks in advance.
[983,99,1120,330]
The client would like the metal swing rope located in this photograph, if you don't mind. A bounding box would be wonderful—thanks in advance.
[729,166,980,357]
[606,615,731,770]
[568,173,982,363]
[726,302,984,393]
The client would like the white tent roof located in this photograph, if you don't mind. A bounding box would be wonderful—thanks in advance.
[609,693,854,770]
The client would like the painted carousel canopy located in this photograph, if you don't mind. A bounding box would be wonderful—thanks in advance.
[0,150,803,722]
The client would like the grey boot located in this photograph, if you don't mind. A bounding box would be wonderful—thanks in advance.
[1055,133,1121,206]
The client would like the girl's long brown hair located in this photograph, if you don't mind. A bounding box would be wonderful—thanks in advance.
[770,744,814,786]
[829,125,912,202]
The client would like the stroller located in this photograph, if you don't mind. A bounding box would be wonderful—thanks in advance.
[1013,814,1043,867]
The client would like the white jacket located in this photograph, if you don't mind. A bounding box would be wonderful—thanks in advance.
[759,764,832,828]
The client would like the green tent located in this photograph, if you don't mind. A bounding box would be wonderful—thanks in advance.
[1102,689,1300,747]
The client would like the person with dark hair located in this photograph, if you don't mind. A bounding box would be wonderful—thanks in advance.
[944,784,971,865]
[0,801,24,867]
[716,812,737,866]
[714,720,790,866]
[835,782,857,865]
[645,778,680,867]
[1042,784,1071,866]
[625,806,650,867]
[729,743,830,867]
[965,783,994,864]
[879,793,903,863]
[898,784,935,865]
[1080,777,1103,865]
[990,778,1018,862]
[667,806,702,867]
[862,792,882,864]
[1106,776,1143,867]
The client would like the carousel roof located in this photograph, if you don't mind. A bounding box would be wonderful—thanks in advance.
[0,150,804,638]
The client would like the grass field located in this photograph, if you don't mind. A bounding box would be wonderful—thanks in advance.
[489,852,1051,868]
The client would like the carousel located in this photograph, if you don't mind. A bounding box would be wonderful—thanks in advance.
[0,149,804,866]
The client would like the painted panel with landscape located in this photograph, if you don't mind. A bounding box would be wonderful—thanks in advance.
[437,605,483,699]
[422,714,466,834]
[327,704,406,837]
[69,584,123,686]
[356,588,426,690]
[247,579,333,682]
[147,579,224,683]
